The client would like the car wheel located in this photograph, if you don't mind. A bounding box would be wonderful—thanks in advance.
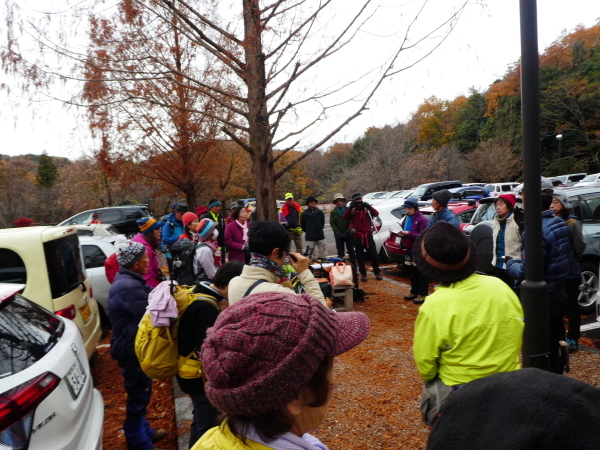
[578,261,599,315]
[126,231,136,239]
[379,246,390,263]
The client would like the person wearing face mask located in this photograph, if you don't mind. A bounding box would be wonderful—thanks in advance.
[193,219,219,282]
[491,194,521,287]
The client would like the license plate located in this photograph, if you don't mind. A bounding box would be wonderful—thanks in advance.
[80,303,91,323]
[66,358,87,400]
[395,236,402,244]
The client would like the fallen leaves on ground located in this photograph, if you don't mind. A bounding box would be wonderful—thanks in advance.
[92,263,600,450]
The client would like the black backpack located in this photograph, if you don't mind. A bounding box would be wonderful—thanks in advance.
[169,239,210,285]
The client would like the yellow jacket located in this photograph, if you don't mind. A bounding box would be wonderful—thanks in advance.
[192,422,272,450]
[413,274,524,386]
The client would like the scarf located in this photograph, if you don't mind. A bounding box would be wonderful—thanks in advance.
[282,202,301,216]
[249,252,286,280]
[403,215,413,232]
[335,206,346,216]
[236,220,248,243]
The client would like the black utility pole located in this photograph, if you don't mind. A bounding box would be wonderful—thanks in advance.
[519,0,549,370]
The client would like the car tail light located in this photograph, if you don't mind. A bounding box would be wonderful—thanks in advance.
[55,304,77,320]
[0,372,60,448]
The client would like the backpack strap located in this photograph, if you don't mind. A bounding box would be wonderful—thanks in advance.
[244,279,267,297]
[189,293,220,312]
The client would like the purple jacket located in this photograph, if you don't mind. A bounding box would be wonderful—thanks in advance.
[132,232,161,288]
[225,221,249,263]
[402,210,429,252]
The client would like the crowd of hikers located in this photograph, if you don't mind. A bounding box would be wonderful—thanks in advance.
[105,182,600,450]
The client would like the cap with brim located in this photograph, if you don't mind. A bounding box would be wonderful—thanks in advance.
[175,204,189,214]
[413,222,479,283]
[285,193,294,200]
[333,193,346,202]
[200,292,370,416]
[351,192,363,201]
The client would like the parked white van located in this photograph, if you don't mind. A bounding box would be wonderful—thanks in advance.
[0,226,102,359]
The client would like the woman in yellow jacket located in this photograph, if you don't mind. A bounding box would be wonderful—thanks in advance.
[412,222,524,426]
[192,291,370,449]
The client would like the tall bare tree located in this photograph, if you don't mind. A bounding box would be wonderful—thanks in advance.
[3,0,473,219]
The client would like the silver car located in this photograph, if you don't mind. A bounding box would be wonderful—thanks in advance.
[469,187,600,314]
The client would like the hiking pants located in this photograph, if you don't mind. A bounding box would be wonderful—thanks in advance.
[335,235,355,260]
[188,393,219,448]
[286,229,304,253]
[118,358,154,450]
[306,240,327,261]
[353,235,380,276]
[548,283,567,374]
[565,277,581,342]
[408,264,429,297]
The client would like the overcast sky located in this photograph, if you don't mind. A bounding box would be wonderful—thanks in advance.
[1,0,599,158]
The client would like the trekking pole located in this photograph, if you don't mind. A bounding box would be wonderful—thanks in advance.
[367,208,389,260]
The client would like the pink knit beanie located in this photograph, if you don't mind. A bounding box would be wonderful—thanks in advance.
[200,292,370,416]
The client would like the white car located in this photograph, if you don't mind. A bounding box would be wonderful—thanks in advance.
[372,190,414,207]
[371,202,407,259]
[72,223,123,239]
[574,173,600,188]
[346,191,388,207]
[80,236,116,329]
[483,182,520,197]
[0,226,101,359]
[0,284,104,449]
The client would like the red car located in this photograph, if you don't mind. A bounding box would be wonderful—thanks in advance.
[384,201,477,263]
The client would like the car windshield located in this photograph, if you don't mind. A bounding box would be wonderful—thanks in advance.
[472,203,497,225]
[555,176,567,183]
[370,192,387,199]
[414,186,428,197]
[390,190,412,199]
[581,174,597,182]
[0,293,64,377]
[44,234,86,299]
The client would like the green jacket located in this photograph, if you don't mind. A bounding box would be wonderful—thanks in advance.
[329,206,350,237]
[192,422,271,450]
[413,274,524,386]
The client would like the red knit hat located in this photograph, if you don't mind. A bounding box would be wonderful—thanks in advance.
[200,292,370,416]
[497,194,517,208]
[182,212,199,228]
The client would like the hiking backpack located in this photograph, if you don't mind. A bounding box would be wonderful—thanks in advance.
[134,284,220,380]
[169,239,210,285]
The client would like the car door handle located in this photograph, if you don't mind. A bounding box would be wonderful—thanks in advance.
[593,233,600,238]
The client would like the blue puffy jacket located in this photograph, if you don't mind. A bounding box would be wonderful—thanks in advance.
[108,268,152,361]
[427,207,460,229]
[161,212,184,246]
[506,210,571,285]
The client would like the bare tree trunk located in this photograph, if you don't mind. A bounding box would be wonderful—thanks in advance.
[244,0,277,221]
